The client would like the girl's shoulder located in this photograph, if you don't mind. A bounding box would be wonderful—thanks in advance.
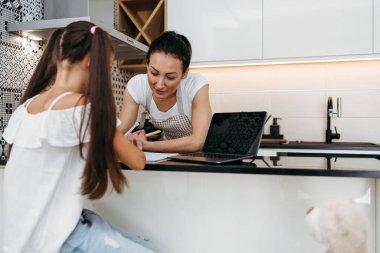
[50,92,88,111]
[3,93,91,149]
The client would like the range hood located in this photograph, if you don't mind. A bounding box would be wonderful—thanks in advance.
[7,0,148,60]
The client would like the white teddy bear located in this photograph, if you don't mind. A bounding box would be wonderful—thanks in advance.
[305,199,369,253]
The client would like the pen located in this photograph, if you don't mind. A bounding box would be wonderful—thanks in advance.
[124,122,139,136]
[145,130,162,138]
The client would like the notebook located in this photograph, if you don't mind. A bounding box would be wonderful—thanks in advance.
[170,111,268,164]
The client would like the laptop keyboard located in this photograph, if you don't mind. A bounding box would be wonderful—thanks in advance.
[185,152,247,159]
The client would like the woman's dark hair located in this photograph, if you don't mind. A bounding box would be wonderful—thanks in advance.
[20,21,126,200]
[146,31,192,72]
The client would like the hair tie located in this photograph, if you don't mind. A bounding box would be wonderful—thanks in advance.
[90,26,97,35]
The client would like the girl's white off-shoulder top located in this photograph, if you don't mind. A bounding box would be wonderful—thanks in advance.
[2,93,90,253]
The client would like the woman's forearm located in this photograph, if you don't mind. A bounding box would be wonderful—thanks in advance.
[143,135,204,153]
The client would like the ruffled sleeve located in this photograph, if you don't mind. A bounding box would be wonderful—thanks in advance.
[3,104,26,145]
[3,104,92,148]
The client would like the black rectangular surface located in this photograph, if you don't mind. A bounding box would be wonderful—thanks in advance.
[124,153,380,178]
[261,141,380,151]
[171,111,267,164]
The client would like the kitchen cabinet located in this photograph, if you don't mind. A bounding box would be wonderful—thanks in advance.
[263,0,372,59]
[167,0,262,65]
[167,0,373,65]
[117,0,166,72]
[374,0,380,53]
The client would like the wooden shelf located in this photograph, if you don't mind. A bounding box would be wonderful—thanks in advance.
[117,0,166,73]
[118,62,147,73]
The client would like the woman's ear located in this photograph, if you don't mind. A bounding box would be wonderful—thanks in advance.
[181,68,189,79]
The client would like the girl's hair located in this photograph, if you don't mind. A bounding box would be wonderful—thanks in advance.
[146,31,192,72]
[20,28,63,103]
[21,21,126,199]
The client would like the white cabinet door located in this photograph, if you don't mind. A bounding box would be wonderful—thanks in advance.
[263,0,372,59]
[374,0,380,53]
[167,0,262,64]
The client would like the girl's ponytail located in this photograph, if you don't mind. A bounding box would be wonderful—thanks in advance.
[25,21,127,199]
[80,26,127,199]
[20,28,63,103]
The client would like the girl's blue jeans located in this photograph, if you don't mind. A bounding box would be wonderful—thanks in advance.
[60,209,159,253]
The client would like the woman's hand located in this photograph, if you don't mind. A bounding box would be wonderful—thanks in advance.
[126,130,147,150]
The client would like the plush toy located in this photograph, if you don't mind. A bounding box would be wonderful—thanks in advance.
[305,199,369,253]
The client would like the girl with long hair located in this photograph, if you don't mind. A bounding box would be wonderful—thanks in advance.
[2,21,158,253]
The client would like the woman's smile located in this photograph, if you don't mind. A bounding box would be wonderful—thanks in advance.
[153,88,167,97]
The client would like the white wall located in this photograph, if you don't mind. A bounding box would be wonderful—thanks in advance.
[192,60,380,143]
[88,171,376,253]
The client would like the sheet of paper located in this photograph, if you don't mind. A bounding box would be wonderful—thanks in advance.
[144,152,178,163]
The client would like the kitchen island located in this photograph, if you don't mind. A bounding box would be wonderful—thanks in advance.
[84,152,380,253]
[1,153,379,253]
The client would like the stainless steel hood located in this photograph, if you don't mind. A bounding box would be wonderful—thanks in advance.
[6,0,148,60]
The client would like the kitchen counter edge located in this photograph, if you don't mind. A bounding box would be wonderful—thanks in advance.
[121,161,380,178]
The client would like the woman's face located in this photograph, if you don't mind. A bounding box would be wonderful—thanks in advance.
[147,52,187,100]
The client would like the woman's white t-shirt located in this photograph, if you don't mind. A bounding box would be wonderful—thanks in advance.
[127,73,208,121]
[2,96,91,253]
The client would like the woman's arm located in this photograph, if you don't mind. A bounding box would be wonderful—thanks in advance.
[113,129,146,170]
[118,89,140,134]
[142,85,212,153]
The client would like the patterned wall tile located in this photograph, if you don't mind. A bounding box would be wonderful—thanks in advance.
[112,62,134,113]
[0,1,44,160]
[0,87,22,159]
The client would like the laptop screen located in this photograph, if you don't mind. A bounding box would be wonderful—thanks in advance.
[202,112,267,155]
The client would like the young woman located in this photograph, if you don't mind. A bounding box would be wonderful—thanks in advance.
[2,21,158,253]
[118,31,212,153]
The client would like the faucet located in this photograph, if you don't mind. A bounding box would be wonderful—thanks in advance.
[326,96,341,143]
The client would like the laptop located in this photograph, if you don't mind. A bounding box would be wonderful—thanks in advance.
[170,111,268,164]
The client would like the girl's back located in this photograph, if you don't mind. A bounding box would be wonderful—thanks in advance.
[3,92,90,252]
